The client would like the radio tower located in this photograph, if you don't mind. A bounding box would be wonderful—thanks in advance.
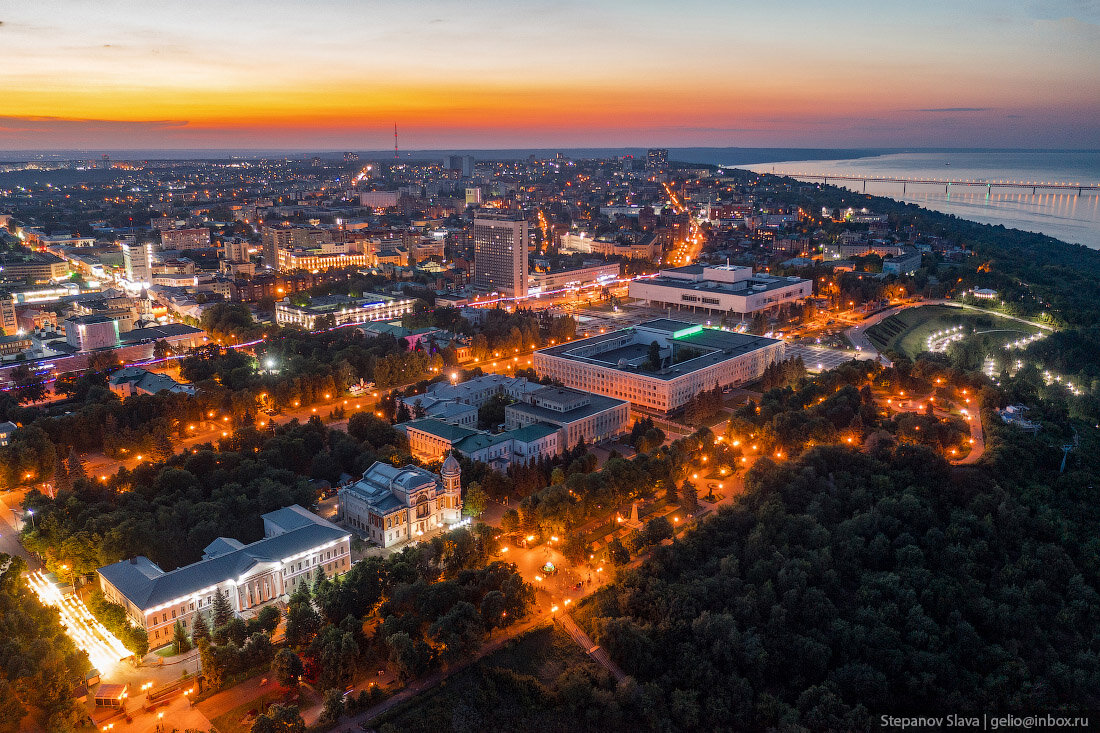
[393,123,399,160]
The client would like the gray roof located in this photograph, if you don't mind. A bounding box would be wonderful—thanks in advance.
[109,367,196,395]
[341,462,443,515]
[640,273,810,297]
[537,322,781,382]
[506,392,626,426]
[97,505,347,611]
[120,323,204,344]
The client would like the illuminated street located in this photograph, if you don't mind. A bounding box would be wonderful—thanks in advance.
[26,570,131,674]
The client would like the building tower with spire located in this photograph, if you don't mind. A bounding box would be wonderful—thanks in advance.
[441,453,463,524]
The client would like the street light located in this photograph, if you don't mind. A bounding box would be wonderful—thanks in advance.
[26,509,35,530]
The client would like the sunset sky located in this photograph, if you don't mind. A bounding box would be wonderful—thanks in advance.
[1,0,1098,150]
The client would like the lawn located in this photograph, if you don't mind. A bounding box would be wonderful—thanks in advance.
[372,624,606,732]
[210,690,291,733]
[865,305,1040,358]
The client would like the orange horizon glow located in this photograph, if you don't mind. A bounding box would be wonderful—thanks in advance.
[1,0,1098,149]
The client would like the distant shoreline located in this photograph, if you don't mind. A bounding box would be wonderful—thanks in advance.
[1,147,1097,164]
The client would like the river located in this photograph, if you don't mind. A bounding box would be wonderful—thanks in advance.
[739,150,1100,249]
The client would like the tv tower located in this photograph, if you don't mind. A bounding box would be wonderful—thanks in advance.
[394,123,399,160]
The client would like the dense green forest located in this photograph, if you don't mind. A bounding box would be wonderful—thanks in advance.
[574,438,1099,729]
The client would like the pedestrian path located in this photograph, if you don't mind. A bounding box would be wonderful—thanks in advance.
[556,612,626,683]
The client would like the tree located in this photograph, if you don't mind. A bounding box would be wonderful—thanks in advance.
[255,605,281,635]
[225,616,248,647]
[562,533,590,563]
[311,626,359,692]
[242,633,275,669]
[479,590,507,637]
[172,620,191,655]
[681,480,698,512]
[125,626,149,658]
[607,537,630,566]
[211,589,233,628]
[463,482,488,517]
[387,632,431,680]
[500,509,520,533]
[271,648,304,689]
[285,597,322,648]
[250,703,304,733]
[632,515,673,553]
[65,449,86,482]
[191,612,210,646]
[52,460,71,494]
[318,689,345,727]
[197,640,226,689]
[646,340,662,370]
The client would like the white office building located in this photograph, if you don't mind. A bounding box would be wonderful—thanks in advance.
[534,319,784,414]
[628,264,812,319]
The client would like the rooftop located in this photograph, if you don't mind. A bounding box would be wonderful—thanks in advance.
[507,389,627,423]
[97,505,347,612]
[120,323,204,344]
[283,293,396,313]
[341,462,443,514]
[454,431,515,454]
[400,418,478,442]
[507,422,561,443]
[640,272,809,296]
[537,320,781,381]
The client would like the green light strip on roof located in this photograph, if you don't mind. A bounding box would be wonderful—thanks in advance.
[671,324,703,339]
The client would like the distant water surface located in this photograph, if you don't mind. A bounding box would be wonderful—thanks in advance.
[742,151,1100,249]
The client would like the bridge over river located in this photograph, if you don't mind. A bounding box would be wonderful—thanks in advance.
[777,173,1099,196]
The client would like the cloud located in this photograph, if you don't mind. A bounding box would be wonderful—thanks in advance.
[0,116,191,148]
[0,116,188,132]
[908,107,991,113]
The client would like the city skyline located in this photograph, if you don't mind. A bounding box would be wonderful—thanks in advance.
[2,0,1099,150]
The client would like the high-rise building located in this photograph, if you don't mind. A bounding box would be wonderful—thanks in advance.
[445,154,474,177]
[646,148,668,171]
[222,238,250,263]
[473,214,529,298]
[122,242,153,282]
[261,226,329,269]
[0,297,17,334]
[160,227,211,250]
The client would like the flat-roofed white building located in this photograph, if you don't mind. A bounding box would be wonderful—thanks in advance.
[528,263,621,295]
[275,293,415,329]
[533,319,784,414]
[505,385,630,449]
[97,506,350,649]
[628,264,812,319]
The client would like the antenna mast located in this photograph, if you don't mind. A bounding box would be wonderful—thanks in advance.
[394,123,399,160]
